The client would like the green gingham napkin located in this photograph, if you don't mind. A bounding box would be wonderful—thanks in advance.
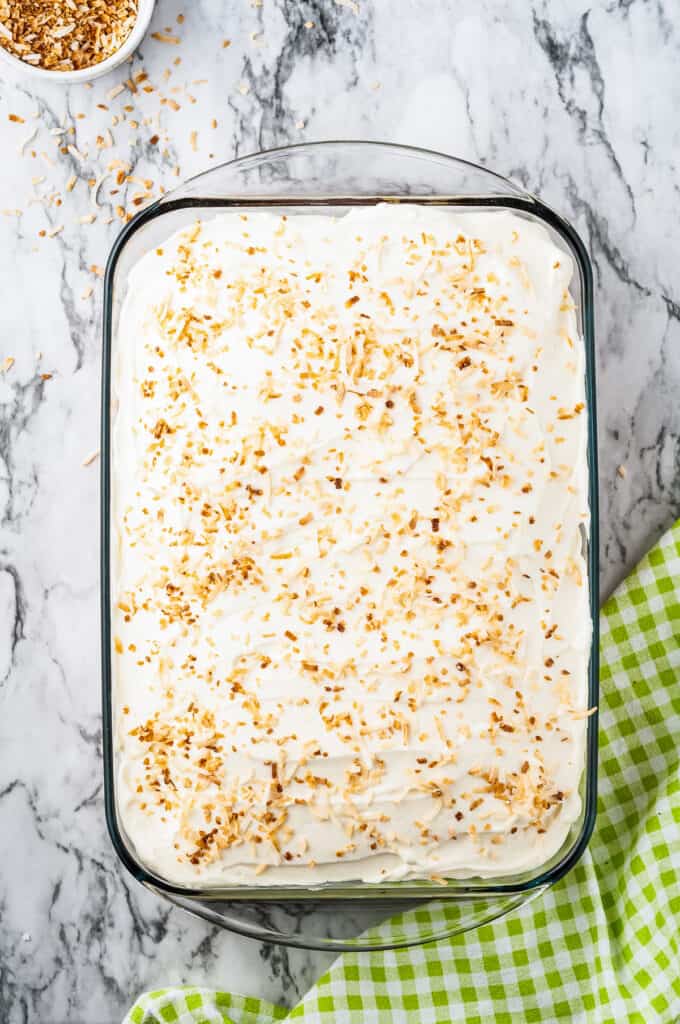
[124,523,680,1024]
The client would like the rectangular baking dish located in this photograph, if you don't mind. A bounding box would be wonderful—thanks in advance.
[101,142,599,907]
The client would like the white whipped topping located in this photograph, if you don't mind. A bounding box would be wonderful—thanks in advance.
[112,205,591,887]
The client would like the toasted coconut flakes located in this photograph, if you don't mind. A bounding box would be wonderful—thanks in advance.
[0,2,138,70]
[53,23,75,39]
[81,286,94,300]
[617,464,627,479]
[2,357,15,373]
[570,706,597,720]
[82,449,100,466]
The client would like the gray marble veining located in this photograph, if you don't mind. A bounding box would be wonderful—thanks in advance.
[1,1,679,1021]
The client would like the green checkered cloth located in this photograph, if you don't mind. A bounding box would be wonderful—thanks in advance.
[124,523,680,1024]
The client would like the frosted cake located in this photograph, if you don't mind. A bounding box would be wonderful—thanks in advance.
[111,205,591,885]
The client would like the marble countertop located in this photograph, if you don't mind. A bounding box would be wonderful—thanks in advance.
[1,1,679,1021]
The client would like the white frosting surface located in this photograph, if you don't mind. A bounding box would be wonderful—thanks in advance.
[112,205,591,887]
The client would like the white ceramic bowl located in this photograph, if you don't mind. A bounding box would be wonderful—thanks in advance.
[0,0,156,84]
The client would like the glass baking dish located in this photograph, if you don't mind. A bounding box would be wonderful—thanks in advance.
[101,141,599,950]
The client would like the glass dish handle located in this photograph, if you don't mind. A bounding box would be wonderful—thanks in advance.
[158,141,534,205]
[151,885,548,952]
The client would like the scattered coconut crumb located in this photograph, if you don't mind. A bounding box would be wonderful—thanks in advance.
[67,144,86,164]
[5,19,254,252]
[81,286,94,300]
[617,464,627,479]
[18,127,38,154]
[91,172,110,206]
[152,32,180,44]
[2,356,15,373]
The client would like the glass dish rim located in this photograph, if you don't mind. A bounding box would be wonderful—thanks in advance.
[100,140,599,905]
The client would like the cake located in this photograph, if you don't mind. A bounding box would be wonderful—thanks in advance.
[112,204,591,885]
